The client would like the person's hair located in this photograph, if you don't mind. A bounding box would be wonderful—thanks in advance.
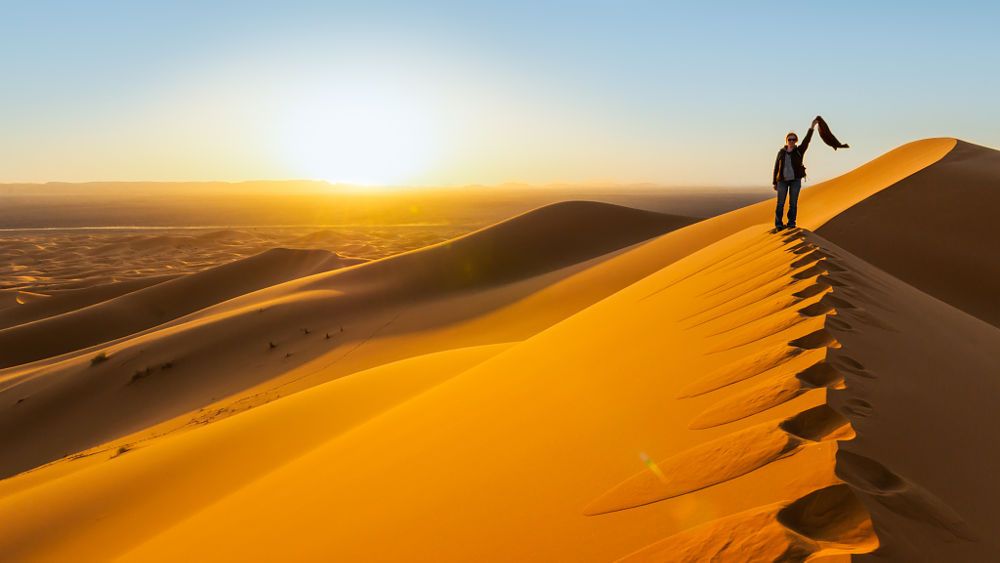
[786,131,798,142]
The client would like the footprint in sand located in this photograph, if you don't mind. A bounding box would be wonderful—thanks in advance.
[788,328,839,350]
[688,360,844,430]
[828,354,874,379]
[675,343,806,399]
[793,281,830,299]
[840,398,874,418]
[835,451,978,541]
[825,316,854,332]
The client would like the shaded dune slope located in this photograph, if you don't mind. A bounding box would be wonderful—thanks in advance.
[818,140,1000,327]
[0,248,364,368]
[0,275,179,331]
[807,232,1000,562]
[294,200,698,295]
[0,290,51,311]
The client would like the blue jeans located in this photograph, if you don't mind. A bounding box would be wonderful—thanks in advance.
[775,178,802,227]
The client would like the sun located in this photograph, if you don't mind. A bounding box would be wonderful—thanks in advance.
[278,85,440,187]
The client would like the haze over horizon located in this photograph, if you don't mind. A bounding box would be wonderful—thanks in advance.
[3,1,999,187]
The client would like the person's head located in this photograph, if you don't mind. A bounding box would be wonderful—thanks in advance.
[785,132,798,149]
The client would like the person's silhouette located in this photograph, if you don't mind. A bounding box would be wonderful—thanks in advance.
[772,117,819,231]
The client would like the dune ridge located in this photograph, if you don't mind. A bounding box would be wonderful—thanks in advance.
[818,140,1000,327]
[601,226,997,561]
[584,229,875,562]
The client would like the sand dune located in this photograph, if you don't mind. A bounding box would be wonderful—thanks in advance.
[0,201,693,479]
[288,200,697,295]
[818,140,1000,327]
[0,275,178,331]
[1,138,998,561]
[0,248,363,368]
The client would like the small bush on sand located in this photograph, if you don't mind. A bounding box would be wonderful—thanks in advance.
[130,367,153,384]
[90,352,109,366]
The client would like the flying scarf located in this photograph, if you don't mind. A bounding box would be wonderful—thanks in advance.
[815,115,849,150]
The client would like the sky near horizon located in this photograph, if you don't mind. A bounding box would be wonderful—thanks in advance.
[2,1,998,187]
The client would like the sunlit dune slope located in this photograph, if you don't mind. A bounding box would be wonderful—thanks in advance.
[0,201,694,479]
[105,226,859,562]
[0,343,512,561]
[1,138,996,562]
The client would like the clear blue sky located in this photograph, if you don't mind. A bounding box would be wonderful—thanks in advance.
[2,0,998,186]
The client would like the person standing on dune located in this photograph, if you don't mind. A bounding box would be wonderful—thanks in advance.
[772,117,820,231]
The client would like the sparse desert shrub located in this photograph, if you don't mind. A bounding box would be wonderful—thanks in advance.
[130,367,153,384]
[90,352,109,365]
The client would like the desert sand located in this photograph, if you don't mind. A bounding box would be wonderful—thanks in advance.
[1,138,998,561]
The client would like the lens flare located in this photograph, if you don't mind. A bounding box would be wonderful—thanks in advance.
[639,451,668,484]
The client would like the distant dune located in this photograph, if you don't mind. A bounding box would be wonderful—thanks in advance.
[1,138,998,561]
[0,276,179,330]
[0,248,363,369]
[0,225,471,294]
[299,200,697,293]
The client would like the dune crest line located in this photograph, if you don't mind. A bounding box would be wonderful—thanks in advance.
[585,228,875,561]
[608,228,979,561]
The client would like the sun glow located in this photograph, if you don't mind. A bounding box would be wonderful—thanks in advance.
[278,84,441,187]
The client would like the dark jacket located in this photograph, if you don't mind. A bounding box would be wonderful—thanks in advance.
[772,127,813,185]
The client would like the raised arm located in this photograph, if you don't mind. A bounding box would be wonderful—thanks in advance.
[799,122,816,154]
